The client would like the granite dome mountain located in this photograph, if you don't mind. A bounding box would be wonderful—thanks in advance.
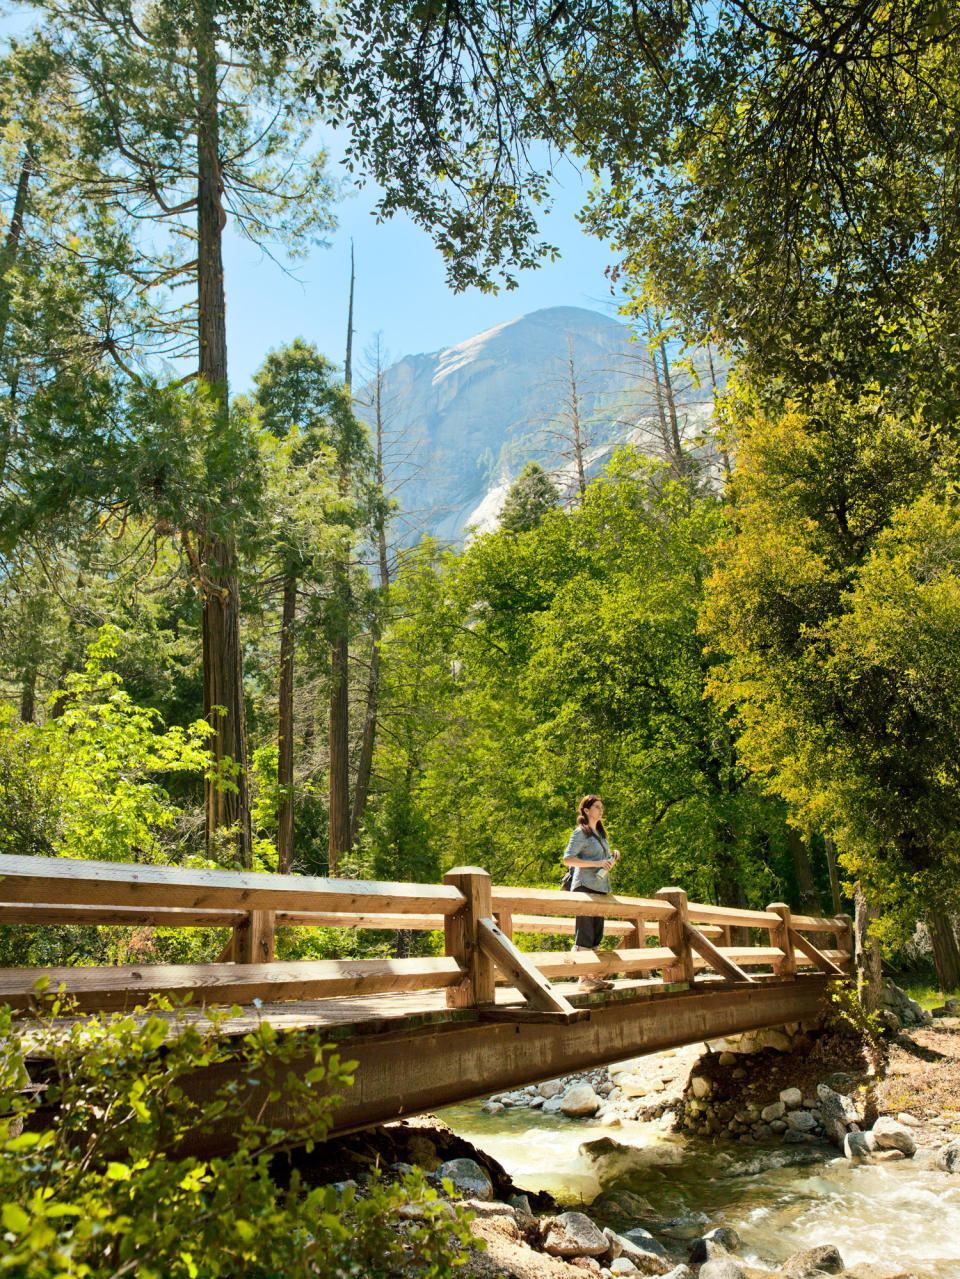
[356,305,722,544]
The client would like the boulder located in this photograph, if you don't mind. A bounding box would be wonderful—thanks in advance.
[482,1101,505,1116]
[896,1112,921,1127]
[603,1227,624,1260]
[937,1139,960,1173]
[871,1149,905,1162]
[761,1101,786,1123]
[621,1228,668,1256]
[611,1261,640,1277]
[589,1189,657,1229]
[562,1084,602,1117]
[870,1116,916,1156]
[436,1158,494,1201]
[698,1259,746,1279]
[816,1084,859,1126]
[843,1130,877,1160]
[543,1096,564,1114]
[755,1029,793,1052]
[688,1229,741,1265]
[780,1088,803,1110]
[785,1110,817,1132]
[542,1211,609,1258]
[406,1134,441,1172]
[691,1075,713,1099]
[779,1244,844,1277]
[539,1079,564,1099]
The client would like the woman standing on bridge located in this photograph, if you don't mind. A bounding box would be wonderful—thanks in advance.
[562,795,620,993]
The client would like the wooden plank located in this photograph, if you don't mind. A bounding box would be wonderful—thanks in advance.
[276,911,445,930]
[715,947,783,964]
[684,922,755,983]
[477,1007,590,1025]
[444,867,495,1008]
[494,910,514,941]
[0,903,243,927]
[686,901,777,929]
[477,917,577,1015]
[525,947,676,978]
[790,931,846,975]
[0,854,466,916]
[790,913,849,932]
[490,885,675,920]
[0,956,465,1013]
[504,915,726,938]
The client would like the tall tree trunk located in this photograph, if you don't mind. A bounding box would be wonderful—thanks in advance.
[566,337,586,501]
[351,337,390,841]
[787,828,820,914]
[277,572,297,873]
[328,606,351,872]
[823,835,842,915]
[0,146,33,485]
[328,248,356,871]
[19,664,37,724]
[658,337,684,472]
[854,882,883,1015]
[196,0,252,867]
[927,911,960,994]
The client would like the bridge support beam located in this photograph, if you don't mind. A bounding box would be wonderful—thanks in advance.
[173,974,841,1153]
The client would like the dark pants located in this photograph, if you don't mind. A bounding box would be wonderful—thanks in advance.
[574,887,606,949]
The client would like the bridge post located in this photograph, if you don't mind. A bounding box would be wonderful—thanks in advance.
[767,903,797,978]
[444,867,496,1007]
[625,915,645,949]
[836,913,855,974]
[654,888,694,983]
[494,910,514,941]
[234,910,276,964]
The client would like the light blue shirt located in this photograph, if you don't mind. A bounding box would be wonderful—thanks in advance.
[563,826,612,894]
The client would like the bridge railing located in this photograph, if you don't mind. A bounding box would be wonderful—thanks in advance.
[0,854,852,1018]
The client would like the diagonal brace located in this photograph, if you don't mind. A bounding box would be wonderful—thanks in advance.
[683,921,756,983]
[477,917,580,1017]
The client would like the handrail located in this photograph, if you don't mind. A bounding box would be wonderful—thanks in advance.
[0,854,854,1016]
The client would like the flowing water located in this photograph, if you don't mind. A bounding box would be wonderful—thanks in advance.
[439,1102,960,1277]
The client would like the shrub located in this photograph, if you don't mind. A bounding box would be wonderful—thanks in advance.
[1,993,479,1277]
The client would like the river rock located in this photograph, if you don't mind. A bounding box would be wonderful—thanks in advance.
[871,1116,916,1156]
[843,1130,876,1160]
[785,1109,817,1132]
[616,1230,672,1275]
[482,1100,505,1116]
[687,1228,741,1265]
[406,1134,441,1171]
[603,1227,624,1260]
[563,1084,602,1117]
[611,1261,640,1277]
[937,1139,960,1173]
[539,1079,564,1099]
[662,1268,694,1279]
[761,1101,786,1122]
[436,1158,494,1200]
[589,1189,657,1229]
[542,1212,609,1258]
[896,1112,921,1127]
[698,1259,745,1279]
[779,1243,844,1276]
[780,1088,803,1109]
[871,1149,906,1162]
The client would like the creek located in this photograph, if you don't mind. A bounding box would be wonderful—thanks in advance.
[439,1101,960,1279]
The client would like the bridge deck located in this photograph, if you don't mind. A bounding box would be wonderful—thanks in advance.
[22,972,837,1153]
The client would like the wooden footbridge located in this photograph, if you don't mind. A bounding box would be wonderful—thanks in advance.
[0,854,853,1148]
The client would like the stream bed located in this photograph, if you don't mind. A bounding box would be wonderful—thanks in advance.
[439,1101,960,1278]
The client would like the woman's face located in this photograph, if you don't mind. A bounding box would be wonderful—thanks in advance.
[587,799,603,824]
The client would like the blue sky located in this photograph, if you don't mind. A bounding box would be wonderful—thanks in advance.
[224,148,624,394]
